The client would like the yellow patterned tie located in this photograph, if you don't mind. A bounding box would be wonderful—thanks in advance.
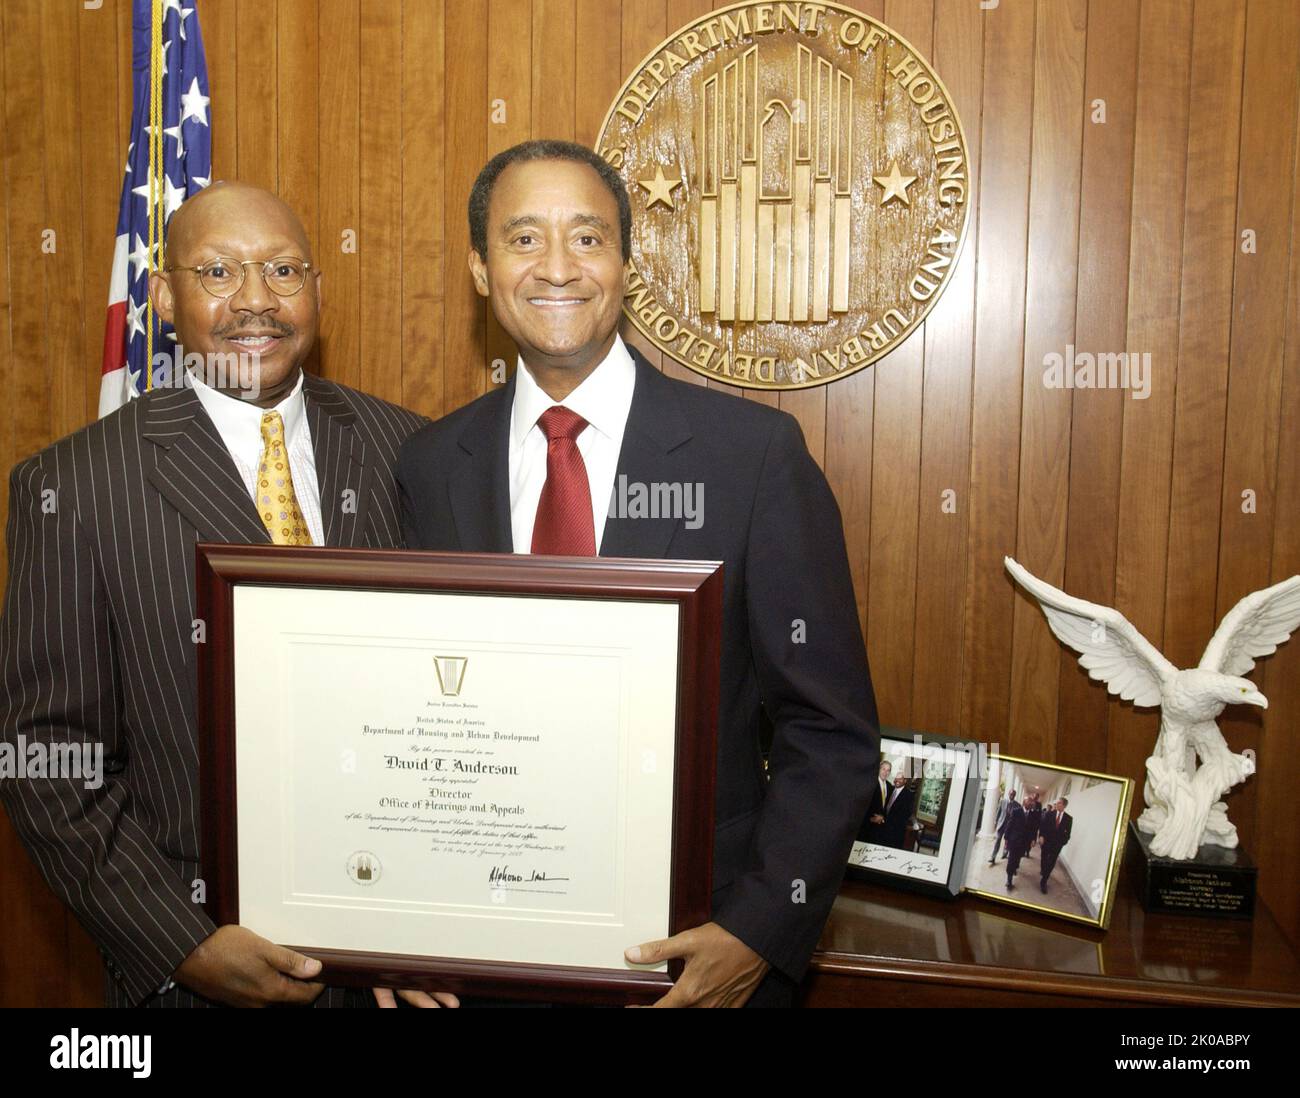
[257,411,312,546]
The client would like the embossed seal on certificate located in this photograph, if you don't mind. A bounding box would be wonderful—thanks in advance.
[347,851,382,886]
[595,1,971,389]
[433,655,468,697]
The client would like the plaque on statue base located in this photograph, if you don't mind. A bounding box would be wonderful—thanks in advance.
[1128,822,1256,921]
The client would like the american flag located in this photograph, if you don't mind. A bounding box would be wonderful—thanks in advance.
[99,0,211,418]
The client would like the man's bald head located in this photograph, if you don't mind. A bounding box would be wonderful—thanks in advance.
[167,181,313,264]
[151,181,321,408]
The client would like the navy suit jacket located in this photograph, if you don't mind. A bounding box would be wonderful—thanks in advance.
[395,349,879,981]
[881,784,914,849]
[856,776,893,843]
[1040,810,1073,851]
[1002,800,1029,849]
[1024,805,1043,844]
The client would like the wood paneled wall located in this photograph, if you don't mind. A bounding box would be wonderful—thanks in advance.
[1,0,1298,1004]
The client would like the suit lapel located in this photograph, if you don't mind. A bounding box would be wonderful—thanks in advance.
[448,380,514,552]
[598,352,693,560]
[451,351,694,557]
[302,373,372,547]
[142,387,272,545]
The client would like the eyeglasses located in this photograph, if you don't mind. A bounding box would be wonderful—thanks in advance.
[163,256,314,299]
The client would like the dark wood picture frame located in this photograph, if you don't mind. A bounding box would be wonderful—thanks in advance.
[196,544,722,1004]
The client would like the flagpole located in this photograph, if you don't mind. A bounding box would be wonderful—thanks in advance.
[146,0,164,392]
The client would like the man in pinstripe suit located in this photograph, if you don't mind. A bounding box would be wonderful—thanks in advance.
[0,183,446,1008]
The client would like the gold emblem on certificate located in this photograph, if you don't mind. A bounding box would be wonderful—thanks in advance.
[433,655,468,697]
[595,1,971,389]
[346,851,382,886]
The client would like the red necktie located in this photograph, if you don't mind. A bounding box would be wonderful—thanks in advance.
[530,406,596,556]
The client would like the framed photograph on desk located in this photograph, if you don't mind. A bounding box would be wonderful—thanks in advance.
[963,754,1133,930]
[845,728,982,899]
[195,545,723,1004]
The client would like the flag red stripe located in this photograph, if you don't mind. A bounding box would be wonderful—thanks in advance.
[101,301,127,376]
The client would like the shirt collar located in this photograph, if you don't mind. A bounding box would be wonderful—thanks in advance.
[188,366,308,452]
[510,333,636,451]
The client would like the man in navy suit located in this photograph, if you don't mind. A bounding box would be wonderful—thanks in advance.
[1001,796,1029,889]
[858,760,894,844]
[879,775,915,850]
[987,788,1017,864]
[1038,798,1074,893]
[1023,793,1043,865]
[397,140,879,1007]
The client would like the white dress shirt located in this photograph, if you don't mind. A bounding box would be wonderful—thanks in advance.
[508,334,637,554]
[188,368,325,546]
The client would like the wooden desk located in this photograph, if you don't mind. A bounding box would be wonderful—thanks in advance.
[801,862,1300,1007]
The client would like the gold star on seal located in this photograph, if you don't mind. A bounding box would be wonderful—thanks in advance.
[874,159,917,207]
[637,165,683,210]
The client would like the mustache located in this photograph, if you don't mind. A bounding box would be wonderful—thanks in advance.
[213,317,294,337]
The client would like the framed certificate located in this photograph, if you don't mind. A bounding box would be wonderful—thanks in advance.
[195,545,722,1003]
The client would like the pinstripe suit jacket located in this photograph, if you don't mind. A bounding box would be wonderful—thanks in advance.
[0,373,427,1007]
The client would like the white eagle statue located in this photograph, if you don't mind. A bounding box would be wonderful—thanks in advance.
[1004,557,1300,861]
